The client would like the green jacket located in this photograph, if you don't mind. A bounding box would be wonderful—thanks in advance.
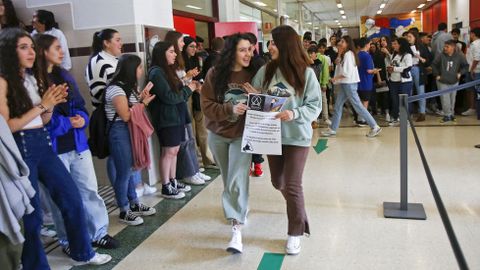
[147,66,192,129]
[317,53,331,88]
[252,66,321,147]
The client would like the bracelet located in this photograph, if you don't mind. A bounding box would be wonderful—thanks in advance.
[142,101,149,107]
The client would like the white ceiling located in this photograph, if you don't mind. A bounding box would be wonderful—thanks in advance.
[283,0,439,28]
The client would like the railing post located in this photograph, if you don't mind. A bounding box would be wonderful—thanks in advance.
[383,94,427,220]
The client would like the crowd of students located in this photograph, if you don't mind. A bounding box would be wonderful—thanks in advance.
[1,2,479,269]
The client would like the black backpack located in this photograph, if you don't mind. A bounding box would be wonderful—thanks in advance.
[88,88,118,159]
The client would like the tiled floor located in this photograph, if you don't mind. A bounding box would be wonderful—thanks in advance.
[47,113,480,270]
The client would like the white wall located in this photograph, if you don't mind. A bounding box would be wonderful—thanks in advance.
[448,0,470,29]
[133,0,173,29]
[218,0,240,22]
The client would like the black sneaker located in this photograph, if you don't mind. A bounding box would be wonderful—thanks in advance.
[62,246,71,258]
[356,120,368,127]
[170,178,191,192]
[130,203,156,216]
[92,234,119,249]
[161,183,185,199]
[119,210,143,226]
[440,116,451,123]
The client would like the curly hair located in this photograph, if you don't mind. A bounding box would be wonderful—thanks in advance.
[0,28,48,118]
[212,33,254,102]
[0,0,21,28]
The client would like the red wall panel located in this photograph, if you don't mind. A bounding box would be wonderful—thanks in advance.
[471,0,480,28]
[173,16,196,38]
[422,0,447,33]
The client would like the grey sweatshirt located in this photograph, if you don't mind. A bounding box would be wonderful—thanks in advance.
[0,116,35,245]
[431,31,453,57]
[432,51,469,84]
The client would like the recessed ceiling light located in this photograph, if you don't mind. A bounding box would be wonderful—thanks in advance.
[417,3,425,8]
[340,26,343,28]
[340,10,345,14]
[307,22,312,25]
[186,5,202,10]
[314,27,319,29]
[377,10,382,14]
[342,15,347,19]
[411,9,416,13]
[335,19,339,22]
[273,9,277,12]
[294,19,298,22]
[380,3,386,9]
[337,3,343,8]
[253,1,267,7]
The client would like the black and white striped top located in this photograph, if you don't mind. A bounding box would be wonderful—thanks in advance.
[85,51,118,107]
[105,85,139,121]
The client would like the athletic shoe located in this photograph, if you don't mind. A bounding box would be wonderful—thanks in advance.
[416,113,426,122]
[171,178,192,192]
[325,119,332,126]
[119,211,143,226]
[286,236,301,255]
[92,234,119,249]
[252,163,263,177]
[182,175,205,186]
[40,226,57,238]
[161,183,185,199]
[204,164,219,170]
[226,225,243,254]
[143,184,157,195]
[197,172,212,181]
[74,252,112,266]
[356,120,368,127]
[388,119,399,126]
[62,246,71,257]
[475,144,480,149]
[320,128,337,137]
[462,108,476,116]
[366,126,382,138]
[451,116,457,122]
[385,112,391,122]
[440,116,452,123]
[130,203,156,216]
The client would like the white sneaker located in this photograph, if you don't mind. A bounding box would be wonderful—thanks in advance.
[366,125,382,138]
[143,184,157,195]
[320,128,336,137]
[135,187,144,198]
[40,226,57,238]
[182,175,205,185]
[462,108,476,116]
[325,119,332,126]
[286,236,301,255]
[74,252,112,266]
[197,172,211,181]
[226,225,243,254]
[385,113,391,122]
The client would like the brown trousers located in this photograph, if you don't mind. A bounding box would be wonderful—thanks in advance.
[188,97,215,167]
[268,145,310,236]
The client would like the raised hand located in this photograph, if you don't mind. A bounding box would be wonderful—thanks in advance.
[233,103,249,116]
[41,84,68,109]
[243,82,260,94]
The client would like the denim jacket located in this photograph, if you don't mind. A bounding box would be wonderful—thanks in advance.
[47,68,90,154]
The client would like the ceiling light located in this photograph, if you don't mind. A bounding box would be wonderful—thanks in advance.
[340,26,343,28]
[307,22,312,25]
[186,5,202,10]
[427,0,432,1]
[380,3,386,8]
[411,9,416,13]
[335,19,339,22]
[294,19,298,22]
[314,27,319,29]
[377,10,382,14]
[253,1,267,7]
[417,3,425,8]
[273,9,277,12]
[340,10,345,14]
[337,3,343,8]
[342,15,347,19]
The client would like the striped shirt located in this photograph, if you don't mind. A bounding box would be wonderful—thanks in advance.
[85,51,118,107]
[105,85,139,121]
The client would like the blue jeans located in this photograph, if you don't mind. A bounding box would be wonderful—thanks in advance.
[47,149,109,247]
[13,128,94,269]
[389,81,413,119]
[108,121,139,212]
[330,83,378,131]
[411,66,426,113]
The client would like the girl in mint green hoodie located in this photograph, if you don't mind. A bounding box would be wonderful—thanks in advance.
[252,25,321,255]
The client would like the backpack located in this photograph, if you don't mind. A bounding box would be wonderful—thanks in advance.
[88,87,118,159]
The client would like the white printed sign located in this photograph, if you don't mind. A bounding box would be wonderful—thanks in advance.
[241,110,282,155]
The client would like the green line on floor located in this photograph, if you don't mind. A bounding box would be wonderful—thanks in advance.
[313,138,328,154]
[71,169,220,270]
[257,252,285,270]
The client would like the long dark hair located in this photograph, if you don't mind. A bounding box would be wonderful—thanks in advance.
[35,34,71,87]
[0,28,48,118]
[393,37,414,56]
[164,31,185,70]
[0,0,21,28]
[35,10,57,31]
[263,25,311,96]
[340,35,359,66]
[151,41,181,93]
[212,33,254,101]
[407,31,420,51]
[109,54,141,97]
[91,28,118,57]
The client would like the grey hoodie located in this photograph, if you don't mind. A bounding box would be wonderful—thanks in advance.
[431,31,453,57]
[432,51,469,85]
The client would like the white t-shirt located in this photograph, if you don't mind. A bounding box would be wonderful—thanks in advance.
[23,74,43,129]
[410,45,420,65]
[388,53,413,83]
[334,51,360,84]
[469,39,480,73]
[105,85,139,121]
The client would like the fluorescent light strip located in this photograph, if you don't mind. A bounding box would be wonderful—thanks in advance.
[186,5,202,10]
[380,3,386,8]
[417,3,425,8]
[342,15,347,19]
[377,10,382,14]
[411,9,417,13]
[337,3,343,8]
[254,1,267,7]
[340,10,345,14]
